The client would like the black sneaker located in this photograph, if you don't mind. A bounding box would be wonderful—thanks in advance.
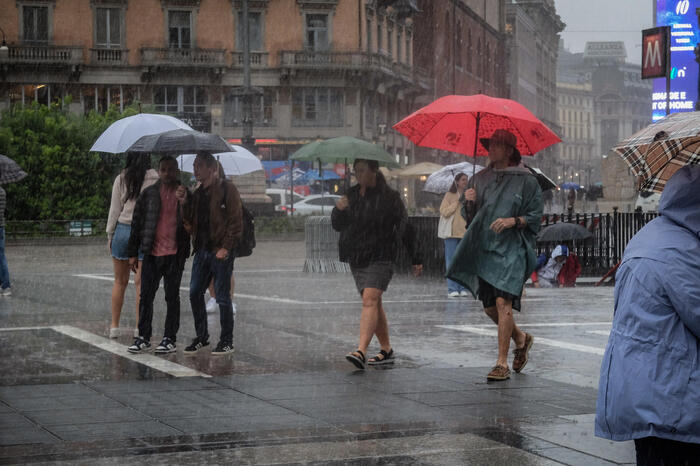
[183,337,209,355]
[154,337,176,354]
[211,342,234,355]
[127,337,152,353]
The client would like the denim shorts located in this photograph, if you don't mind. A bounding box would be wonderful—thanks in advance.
[111,222,143,261]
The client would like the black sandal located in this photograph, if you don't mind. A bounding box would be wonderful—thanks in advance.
[345,349,366,370]
[368,349,395,365]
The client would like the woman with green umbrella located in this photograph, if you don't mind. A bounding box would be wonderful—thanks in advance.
[331,159,423,370]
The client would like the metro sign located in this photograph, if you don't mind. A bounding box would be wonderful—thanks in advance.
[642,26,670,79]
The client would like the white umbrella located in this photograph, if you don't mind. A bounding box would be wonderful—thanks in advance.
[176,146,262,176]
[90,114,193,154]
[423,161,485,194]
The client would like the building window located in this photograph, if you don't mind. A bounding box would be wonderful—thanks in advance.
[305,14,329,51]
[387,23,392,58]
[366,17,372,53]
[22,5,49,43]
[83,85,137,114]
[168,10,192,48]
[405,32,411,65]
[376,17,383,52]
[236,11,263,51]
[155,86,207,114]
[224,89,275,127]
[396,27,402,63]
[95,8,122,48]
[455,21,462,68]
[292,88,343,127]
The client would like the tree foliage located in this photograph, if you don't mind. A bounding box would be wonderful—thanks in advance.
[0,102,141,220]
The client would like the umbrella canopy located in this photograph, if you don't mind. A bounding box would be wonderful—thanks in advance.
[176,147,262,177]
[423,161,485,194]
[610,111,700,193]
[0,155,28,185]
[523,165,557,191]
[90,114,193,154]
[560,182,582,190]
[537,222,592,242]
[289,136,400,168]
[395,162,444,178]
[393,94,561,157]
[127,129,232,155]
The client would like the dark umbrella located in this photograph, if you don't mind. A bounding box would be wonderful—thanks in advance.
[523,164,556,191]
[537,223,592,242]
[0,155,28,185]
[126,129,232,155]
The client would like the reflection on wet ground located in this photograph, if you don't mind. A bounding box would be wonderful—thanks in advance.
[0,241,633,464]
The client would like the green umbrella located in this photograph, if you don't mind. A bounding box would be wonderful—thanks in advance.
[289,136,400,168]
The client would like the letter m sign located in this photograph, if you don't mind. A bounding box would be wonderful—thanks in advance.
[642,27,669,79]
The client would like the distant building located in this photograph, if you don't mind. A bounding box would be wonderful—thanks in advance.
[505,0,564,179]
[556,41,653,212]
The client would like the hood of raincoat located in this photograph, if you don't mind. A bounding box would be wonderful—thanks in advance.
[551,245,568,259]
[595,164,700,444]
[658,164,700,238]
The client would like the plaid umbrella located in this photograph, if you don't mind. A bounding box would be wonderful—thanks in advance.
[611,111,700,193]
[0,154,28,185]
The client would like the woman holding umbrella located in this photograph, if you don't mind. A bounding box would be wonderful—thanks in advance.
[439,173,469,297]
[332,159,423,369]
[106,153,158,338]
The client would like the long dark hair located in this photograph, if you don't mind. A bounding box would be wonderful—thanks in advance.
[123,152,150,201]
[353,158,387,187]
[449,173,467,193]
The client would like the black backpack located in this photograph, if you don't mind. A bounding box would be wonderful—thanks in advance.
[236,205,256,257]
[220,180,256,258]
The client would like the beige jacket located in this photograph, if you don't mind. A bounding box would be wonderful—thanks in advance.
[439,191,467,238]
[106,169,159,240]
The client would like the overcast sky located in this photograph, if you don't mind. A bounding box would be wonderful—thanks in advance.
[554,0,655,64]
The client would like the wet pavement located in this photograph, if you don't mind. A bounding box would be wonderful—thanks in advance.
[0,240,634,464]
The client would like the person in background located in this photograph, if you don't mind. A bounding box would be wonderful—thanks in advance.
[439,173,469,298]
[106,153,158,339]
[0,186,12,296]
[532,245,569,288]
[558,248,582,287]
[126,156,190,354]
[332,159,422,369]
[176,153,243,355]
[595,165,700,465]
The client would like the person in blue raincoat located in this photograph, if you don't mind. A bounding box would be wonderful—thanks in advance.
[595,164,700,465]
[447,129,543,381]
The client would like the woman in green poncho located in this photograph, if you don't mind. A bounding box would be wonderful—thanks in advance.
[447,129,543,381]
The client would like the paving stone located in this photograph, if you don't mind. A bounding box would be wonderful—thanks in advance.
[438,401,574,420]
[0,413,37,429]
[86,377,220,394]
[164,414,331,435]
[0,383,96,401]
[47,421,182,442]
[398,389,512,407]
[134,401,296,419]
[4,394,124,412]
[536,446,620,466]
[24,407,152,426]
[0,426,59,446]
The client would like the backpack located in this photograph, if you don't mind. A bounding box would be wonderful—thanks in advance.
[236,205,256,257]
[220,180,256,258]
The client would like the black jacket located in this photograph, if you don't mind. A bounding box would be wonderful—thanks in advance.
[331,181,421,268]
[127,181,190,260]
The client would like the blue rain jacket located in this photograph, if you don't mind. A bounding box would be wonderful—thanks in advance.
[595,165,700,443]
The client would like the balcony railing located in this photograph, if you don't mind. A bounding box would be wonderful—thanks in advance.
[231,52,269,67]
[7,45,84,65]
[90,48,129,65]
[140,47,226,67]
[279,50,413,79]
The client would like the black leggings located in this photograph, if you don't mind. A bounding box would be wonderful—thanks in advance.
[634,437,700,466]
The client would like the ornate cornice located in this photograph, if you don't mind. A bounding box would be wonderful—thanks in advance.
[90,0,127,6]
[160,0,200,10]
[296,0,339,11]
[231,0,269,10]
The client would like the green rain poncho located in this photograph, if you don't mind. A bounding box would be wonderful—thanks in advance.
[446,165,543,298]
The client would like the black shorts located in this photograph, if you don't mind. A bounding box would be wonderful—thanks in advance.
[478,277,521,311]
[350,261,393,295]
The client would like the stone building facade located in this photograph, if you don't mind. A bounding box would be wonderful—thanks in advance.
[0,0,424,164]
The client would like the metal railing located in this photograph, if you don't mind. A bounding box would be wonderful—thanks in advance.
[5,219,107,239]
[7,45,84,64]
[395,212,660,278]
[140,47,226,67]
[90,48,129,65]
[278,50,413,79]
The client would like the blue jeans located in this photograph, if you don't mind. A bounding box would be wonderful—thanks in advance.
[0,227,9,289]
[444,238,466,293]
[189,249,234,345]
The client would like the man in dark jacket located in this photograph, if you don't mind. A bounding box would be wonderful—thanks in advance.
[126,156,190,354]
[176,152,243,355]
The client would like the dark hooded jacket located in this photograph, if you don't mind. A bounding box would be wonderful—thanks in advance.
[331,179,421,268]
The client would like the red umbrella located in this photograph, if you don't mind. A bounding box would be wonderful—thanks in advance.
[393,94,561,158]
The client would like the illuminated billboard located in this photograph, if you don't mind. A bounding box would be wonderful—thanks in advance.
[652,0,699,121]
